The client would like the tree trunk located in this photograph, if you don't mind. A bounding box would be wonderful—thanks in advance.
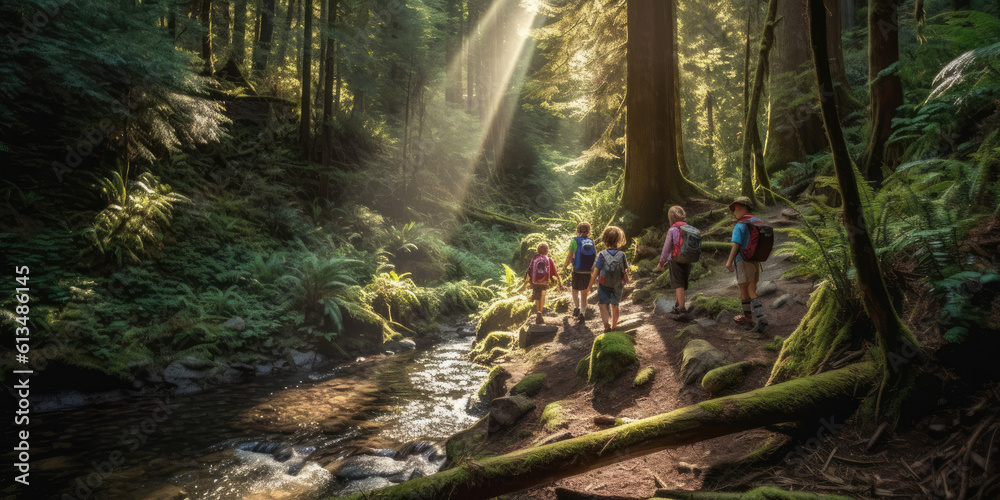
[806,0,921,426]
[233,0,248,65]
[445,0,464,105]
[623,0,706,230]
[466,0,479,113]
[826,0,857,118]
[316,0,327,113]
[321,0,338,170]
[299,0,313,160]
[706,91,715,171]
[201,0,216,75]
[342,362,877,500]
[275,0,298,69]
[217,0,232,57]
[741,0,778,207]
[673,9,690,177]
[764,0,826,174]
[254,0,276,75]
[858,0,903,184]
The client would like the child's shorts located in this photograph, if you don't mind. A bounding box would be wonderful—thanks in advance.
[531,284,548,301]
[669,261,691,289]
[597,284,622,305]
[571,271,591,291]
[735,260,762,284]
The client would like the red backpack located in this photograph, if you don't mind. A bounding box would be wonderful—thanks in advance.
[739,216,774,262]
[529,255,552,284]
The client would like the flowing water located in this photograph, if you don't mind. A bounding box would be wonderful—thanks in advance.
[1,336,487,499]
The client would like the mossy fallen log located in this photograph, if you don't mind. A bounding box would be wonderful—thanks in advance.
[337,362,876,500]
[653,486,852,499]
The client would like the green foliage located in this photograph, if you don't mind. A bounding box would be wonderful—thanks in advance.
[284,251,360,340]
[690,295,743,317]
[540,400,570,432]
[82,169,188,268]
[469,332,515,366]
[476,297,535,338]
[763,336,786,352]
[934,270,1000,343]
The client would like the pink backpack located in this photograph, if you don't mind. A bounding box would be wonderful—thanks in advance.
[529,255,551,284]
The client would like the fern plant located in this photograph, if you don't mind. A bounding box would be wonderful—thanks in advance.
[283,253,360,337]
[81,168,188,268]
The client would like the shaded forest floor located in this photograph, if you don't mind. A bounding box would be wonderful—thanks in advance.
[464,202,1000,499]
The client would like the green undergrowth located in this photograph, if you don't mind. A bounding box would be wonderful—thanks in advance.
[476,297,534,339]
[763,335,786,352]
[690,295,743,317]
[478,366,510,400]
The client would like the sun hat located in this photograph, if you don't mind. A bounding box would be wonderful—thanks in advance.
[728,196,754,212]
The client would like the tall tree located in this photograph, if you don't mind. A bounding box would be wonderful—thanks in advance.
[444,0,464,105]
[741,0,778,207]
[255,0,276,75]
[858,0,903,184]
[233,0,248,65]
[764,0,826,173]
[275,0,300,69]
[622,0,705,230]
[321,0,338,169]
[826,0,857,117]
[806,0,921,424]
[300,0,313,159]
[201,0,216,75]
[466,0,480,113]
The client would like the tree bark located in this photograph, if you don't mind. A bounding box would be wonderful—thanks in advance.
[466,0,479,113]
[321,0,338,170]
[299,0,313,159]
[673,9,689,177]
[254,0,276,75]
[445,0,464,105]
[806,0,921,426]
[623,0,707,230]
[275,0,299,70]
[233,0,248,65]
[741,0,778,207]
[764,0,827,174]
[706,91,715,171]
[858,0,903,184]
[342,362,877,500]
[201,0,216,75]
[826,0,857,118]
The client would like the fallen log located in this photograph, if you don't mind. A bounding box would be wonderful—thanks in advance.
[338,362,876,500]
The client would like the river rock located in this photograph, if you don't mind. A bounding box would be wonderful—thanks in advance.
[772,293,793,309]
[488,395,536,432]
[757,280,778,297]
[288,349,320,369]
[655,296,676,315]
[214,367,243,384]
[163,358,216,393]
[695,318,718,328]
[398,338,417,350]
[254,363,273,375]
[457,324,476,337]
[680,339,726,386]
[221,316,246,332]
[178,355,216,371]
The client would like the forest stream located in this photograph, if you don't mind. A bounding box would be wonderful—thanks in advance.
[0,334,487,500]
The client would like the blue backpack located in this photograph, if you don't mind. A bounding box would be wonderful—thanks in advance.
[574,236,597,271]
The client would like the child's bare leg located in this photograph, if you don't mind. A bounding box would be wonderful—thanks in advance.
[599,304,610,328]
[747,281,758,300]
[610,304,620,329]
[676,287,686,310]
[738,283,751,301]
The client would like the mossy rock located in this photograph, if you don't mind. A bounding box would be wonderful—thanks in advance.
[540,400,570,432]
[476,298,534,340]
[701,361,753,396]
[676,324,705,339]
[469,332,515,365]
[587,332,637,384]
[680,339,726,385]
[478,365,511,402]
[633,366,656,387]
[510,373,547,397]
[690,295,743,317]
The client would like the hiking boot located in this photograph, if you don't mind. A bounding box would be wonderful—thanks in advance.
[535,313,544,325]
[671,305,687,314]
[572,307,581,317]
[750,320,768,335]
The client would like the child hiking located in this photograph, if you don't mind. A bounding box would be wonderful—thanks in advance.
[564,222,597,322]
[658,205,700,317]
[588,226,630,333]
[522,242,564,325]
[724,196,774,335]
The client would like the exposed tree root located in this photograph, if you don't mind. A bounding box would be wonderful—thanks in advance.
[337,363,876,500]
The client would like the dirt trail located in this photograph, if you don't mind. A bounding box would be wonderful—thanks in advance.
[471,202,819,499]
